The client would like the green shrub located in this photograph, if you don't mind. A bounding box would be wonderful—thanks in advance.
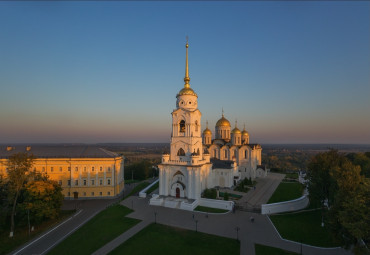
[202,188,217,199]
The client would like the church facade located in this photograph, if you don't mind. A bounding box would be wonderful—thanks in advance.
[157,42,266,201]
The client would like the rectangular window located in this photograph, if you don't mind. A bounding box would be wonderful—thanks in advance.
[75,180,78,186]
[83,192,86,196]
[108,167,111,172]
[107,191,110,195]
[83,179,87,186]
[99,179,103,186]
[92,167,95,171]
[84,167,86,172]
[68,192,70,196]
[59,167,62,172]
[91,180,95,186]
[59,180,62,186]
[51,167,54,172]
[100,167,103,171]
[68,180,71,186]
[75,167,78,172]
[68,167,71,171]
[107,179,111,185]
[91,192,94,196]
[99,192,102,196]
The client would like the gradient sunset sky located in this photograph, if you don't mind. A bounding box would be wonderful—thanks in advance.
[0,1,369,144]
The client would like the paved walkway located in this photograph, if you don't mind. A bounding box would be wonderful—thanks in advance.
[9,180,151,255]
[221,172,285,211]
[91,195,351,255]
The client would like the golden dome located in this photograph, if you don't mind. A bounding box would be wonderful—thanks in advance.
[231,127,241,134]
[203,128,212,135]
[242,130,249,136]
[216,116,231,127]
[177,87,198,97]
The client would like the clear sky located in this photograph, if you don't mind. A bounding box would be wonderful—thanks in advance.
[0,1,369,144]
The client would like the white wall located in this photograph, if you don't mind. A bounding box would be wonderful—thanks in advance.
[261,195,309,215]
[199,198,234,210]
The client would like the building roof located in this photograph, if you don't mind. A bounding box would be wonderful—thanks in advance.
[211,158,234,169]
[0,145,119,159]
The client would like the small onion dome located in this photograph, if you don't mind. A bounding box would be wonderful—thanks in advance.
[242,130,249,136]
[203,128,212,135]
[216,116,231,127]
[176,87,198,97]
[231,127,241,134]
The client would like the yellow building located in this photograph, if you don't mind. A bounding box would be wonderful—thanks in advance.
[0,145,124,199]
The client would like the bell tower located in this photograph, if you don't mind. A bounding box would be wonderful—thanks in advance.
[169,40,203,164]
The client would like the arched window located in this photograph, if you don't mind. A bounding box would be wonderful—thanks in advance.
[195,120,198,132]
[213,150,217,158]
[224,150,228,158]
[197,148,200,155]
[179,120,185,133]
[238,137,240,144]
[245,150,247,159]
[177,148,185,156]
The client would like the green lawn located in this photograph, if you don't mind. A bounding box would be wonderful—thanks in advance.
[219,192,242,199]
[194,206,229,213]
[284,172,298,179]
[124,179,141,184]
[268,182,304,204]
[145,181,159,194]
[255,244,298,255]
[48,205,141,255]
[109,223,240,255]
[269,210,341,247]
[124,182,150,199]
[0,210,75,255]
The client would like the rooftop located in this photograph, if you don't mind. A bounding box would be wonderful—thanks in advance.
[0,145,119,159]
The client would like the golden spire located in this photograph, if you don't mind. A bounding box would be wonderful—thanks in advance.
[235,120,238,128]
[206,120,209,129]
[184,36,190,89]
[222,107,224,117]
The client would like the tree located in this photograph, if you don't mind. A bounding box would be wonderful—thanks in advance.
[306,149,344,208]
[20,177,64,224]
[307,150,370,253]
[6,152,35,237]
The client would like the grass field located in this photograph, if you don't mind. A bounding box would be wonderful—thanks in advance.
[267,182,304,204]
[194,206,229,213]
[109,223,240,255]
[48,205,141,255]
[284,172,298,179]
[0,210,75,255]
[269,210,340,247]
[255,244,298,255]
[124,182,150,199]
[145,181,159,194]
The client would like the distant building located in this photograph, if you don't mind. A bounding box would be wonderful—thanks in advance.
[153,41,266,203]
[0,145,124,199]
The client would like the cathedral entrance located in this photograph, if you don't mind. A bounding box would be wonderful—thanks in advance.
[176,188,180,198]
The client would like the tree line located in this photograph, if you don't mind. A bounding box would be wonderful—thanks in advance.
[306,150,370,254]
[0,153,63,238]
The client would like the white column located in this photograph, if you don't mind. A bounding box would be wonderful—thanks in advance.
[187,170,192,199]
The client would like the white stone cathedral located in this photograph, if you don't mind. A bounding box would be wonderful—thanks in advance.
[154,41,266,203]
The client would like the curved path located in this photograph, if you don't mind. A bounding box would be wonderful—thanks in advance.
[95,196,350,255]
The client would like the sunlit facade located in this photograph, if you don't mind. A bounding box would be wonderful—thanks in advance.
[0,145,124,199]
[155,41,266,202]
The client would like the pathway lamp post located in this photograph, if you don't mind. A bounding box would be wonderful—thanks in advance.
[195,220,198,232]
[235,226,240,241]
